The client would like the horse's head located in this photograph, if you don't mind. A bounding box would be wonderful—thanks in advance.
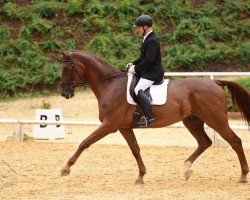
[58,50,85,99]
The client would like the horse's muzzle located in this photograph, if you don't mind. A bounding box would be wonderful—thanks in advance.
[61,90,75,99]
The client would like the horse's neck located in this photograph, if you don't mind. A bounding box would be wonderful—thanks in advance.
[77,52,119,100]
[87,58,115,82]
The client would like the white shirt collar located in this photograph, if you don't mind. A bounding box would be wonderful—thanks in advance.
[143,30,153,42]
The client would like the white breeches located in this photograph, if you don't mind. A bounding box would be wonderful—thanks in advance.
[134,78,154,95]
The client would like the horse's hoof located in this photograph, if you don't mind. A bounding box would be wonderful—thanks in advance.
[60,168,70,176]
[134,178,144,185]
[184,170,193,181]
[239,179,247,183]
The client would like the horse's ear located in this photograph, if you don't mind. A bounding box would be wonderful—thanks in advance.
[57,50,68,58]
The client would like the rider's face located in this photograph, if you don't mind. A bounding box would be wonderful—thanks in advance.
[137,26,145,36]
[137,25,150,36]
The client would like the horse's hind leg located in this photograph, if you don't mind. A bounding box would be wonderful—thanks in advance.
[210,122,249,183]
[182,116,212,180]
[119,128,146,184]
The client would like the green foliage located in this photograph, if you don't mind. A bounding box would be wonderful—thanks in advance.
[51,26,65,38]
[234,19,250,38]
[164,43,206,68]
[205,42,235,62]
[227,99,236,112]
[0,0,15,3]
[0,2,17,18]
[116,0,140,15]
[81,14,114,33]
[19,26,32,39]
[87,33,140,67]
[81,18,92,32]
[227,78,250,112]
[222,0,247,15]
[43,63,61,84]
[0,26,10,40]
[27,15,53,33]
[66,0,84,16]
[235,78,250,91]
[234,41,250,67]
[168,18,197,42]
[0,38,60,99]
[87,0,106,16]
[40,99,52,109]
[205,25,232,41]
[34,1,59,19]
[42,39,62,51]
[0,0,249,99]
[64,39,77,51]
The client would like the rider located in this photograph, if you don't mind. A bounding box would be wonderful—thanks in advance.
[126,14,164,126]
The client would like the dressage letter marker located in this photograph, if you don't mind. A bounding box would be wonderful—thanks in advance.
[32,109,65,140]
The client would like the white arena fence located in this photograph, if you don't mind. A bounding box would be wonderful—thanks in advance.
[0,119,247,130]
[0,72,249,144]
[164,71,250,79]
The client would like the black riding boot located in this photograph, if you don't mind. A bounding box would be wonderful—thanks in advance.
[136,89,155,126]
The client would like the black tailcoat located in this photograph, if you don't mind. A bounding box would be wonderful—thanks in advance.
[133,31,164,82]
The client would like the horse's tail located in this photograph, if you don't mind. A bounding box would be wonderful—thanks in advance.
[215,80,250,126]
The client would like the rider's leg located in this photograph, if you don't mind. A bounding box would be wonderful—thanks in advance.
[134,78,154,96]
[134,78,155,126]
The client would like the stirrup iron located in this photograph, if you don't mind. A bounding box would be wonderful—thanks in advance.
[137,117,155,127]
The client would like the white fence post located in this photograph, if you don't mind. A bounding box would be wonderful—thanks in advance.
[12,121,22,142]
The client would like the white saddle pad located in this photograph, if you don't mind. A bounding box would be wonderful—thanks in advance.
[127,73,169,105]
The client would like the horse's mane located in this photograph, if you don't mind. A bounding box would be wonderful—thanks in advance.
[71,50,122,73]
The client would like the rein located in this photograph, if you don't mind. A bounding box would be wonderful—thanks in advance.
[79,73,127,86]
[60,54,127,89]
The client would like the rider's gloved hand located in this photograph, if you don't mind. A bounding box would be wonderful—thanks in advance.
[126,63,133,70]
[128,65,135,74]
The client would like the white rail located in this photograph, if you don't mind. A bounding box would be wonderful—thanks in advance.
[0,119,248,130]
[0,119,101,126]
[164,72,250,79]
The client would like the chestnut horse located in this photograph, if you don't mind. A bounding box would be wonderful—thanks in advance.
[58,50,250,184]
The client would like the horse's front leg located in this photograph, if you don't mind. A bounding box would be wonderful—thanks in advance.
[61,123,115,176]
[119,128,146,184]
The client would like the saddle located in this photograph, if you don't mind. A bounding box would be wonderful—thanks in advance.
[129,74,164,104]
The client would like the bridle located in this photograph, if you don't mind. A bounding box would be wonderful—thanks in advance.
[60,54,127,91]
[60,54,85,91]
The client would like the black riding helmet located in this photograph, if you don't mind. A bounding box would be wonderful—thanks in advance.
[134,15,153,27]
